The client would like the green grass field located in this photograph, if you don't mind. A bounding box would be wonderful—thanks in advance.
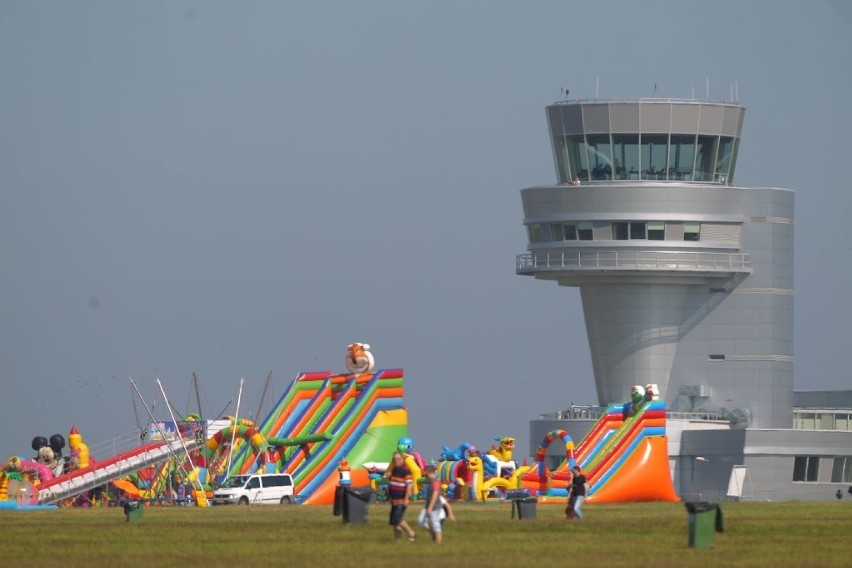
[1,501,850,567]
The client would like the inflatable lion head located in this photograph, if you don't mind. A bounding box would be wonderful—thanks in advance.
[345,343,375,374]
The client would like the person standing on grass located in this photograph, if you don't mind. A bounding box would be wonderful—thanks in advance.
[565,468,577,519]
[418,464,455,543]
[386,452,416,542]
[569,465,589,520]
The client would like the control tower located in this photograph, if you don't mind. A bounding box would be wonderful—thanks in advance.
[517,99,793,429]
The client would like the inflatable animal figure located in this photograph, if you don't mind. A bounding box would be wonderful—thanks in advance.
[440,442,471,462]
[488,436,516,462]
[486,437,517,478]
[466,451,485,501]
[345,343,375,374]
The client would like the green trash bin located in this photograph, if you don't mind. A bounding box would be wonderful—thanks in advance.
[123,501,143,523]
[685,502,723,548]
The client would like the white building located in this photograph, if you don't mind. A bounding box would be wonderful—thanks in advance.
[519,98,852,501]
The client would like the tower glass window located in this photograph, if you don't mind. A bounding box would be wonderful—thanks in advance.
[613,135,640,179]
[684,222,700,241]
[647,221,665,240]
[716,136,735,183]
[559,223,578,241]
[528,223,543,243]
[630,222,647,240]
[793,456,820,482]
[577,221,593,240]
[566,136,591,181]
[587,135,614,180]
[670,135,696,180]
[555,137,572,183]
[641,135,669,179]
[695,135,719,181]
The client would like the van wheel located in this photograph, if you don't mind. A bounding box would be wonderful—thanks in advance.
[238,496,249,506]
[280,496,292,505]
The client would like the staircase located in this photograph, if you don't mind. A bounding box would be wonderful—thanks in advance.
[37,432,203,505]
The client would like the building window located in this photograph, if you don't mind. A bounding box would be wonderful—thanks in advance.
[831,457,852,483]
[577,221,593,241]
[549,223,577,241]
[709,354,726,361]
[630,222,647,240]
[796,413,816,430]
[684,222,700,241]
[612,222,629,240]
[647,221,665,240]
[528,223,543,243]
[793,456,820,482]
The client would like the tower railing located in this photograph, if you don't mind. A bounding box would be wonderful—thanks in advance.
[517,250,751,274]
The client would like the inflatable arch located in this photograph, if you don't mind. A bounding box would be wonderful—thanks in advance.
[534,429,577,476]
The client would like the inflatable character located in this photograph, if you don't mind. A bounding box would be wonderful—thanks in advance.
[395,437,423,495]
[337,459,351,486]
[48,434,66,476]
[68,426,90,469]
[623,385,646,419]
[31,434,64,476]
[345,342,375,374]
[465,447,485,501]
[644,383,660,402]
[31,436,48,455]
[486,436,517,478]
[487,437,516,462]
[440,442,471,462]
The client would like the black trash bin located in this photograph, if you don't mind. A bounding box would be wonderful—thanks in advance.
[341,487,375,524]
[333,486,345,517]
[123,500,143,523]
[684,502,724,548]
[510,496,537,520]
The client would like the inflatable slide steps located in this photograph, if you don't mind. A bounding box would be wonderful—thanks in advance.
[290,371,403,496]
[37,438,202,505]
[215,368,404,504]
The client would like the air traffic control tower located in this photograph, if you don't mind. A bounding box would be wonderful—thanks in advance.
[517,99,793,429]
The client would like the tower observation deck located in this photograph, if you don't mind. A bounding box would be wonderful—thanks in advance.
[517,99,793,429]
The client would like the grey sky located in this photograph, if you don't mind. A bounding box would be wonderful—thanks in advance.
[2,1,850,463]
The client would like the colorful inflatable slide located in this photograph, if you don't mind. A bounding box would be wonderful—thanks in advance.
[218,367,406,504]
[525,395,679,503]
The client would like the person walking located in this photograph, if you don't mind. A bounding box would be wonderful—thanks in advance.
[418,465,455,543]
[569,465,589,520]
[386,452,416,542]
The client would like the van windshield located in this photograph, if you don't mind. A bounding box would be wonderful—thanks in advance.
[225,476,248,488]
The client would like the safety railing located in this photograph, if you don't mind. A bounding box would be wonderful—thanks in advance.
[517,250,751,274]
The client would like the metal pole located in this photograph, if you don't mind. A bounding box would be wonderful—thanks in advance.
[156,379,204,496]
[225,378,245,479]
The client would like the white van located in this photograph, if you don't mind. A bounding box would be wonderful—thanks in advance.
[212,473,295,505]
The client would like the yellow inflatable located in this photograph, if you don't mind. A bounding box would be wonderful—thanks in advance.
[68,427,90,469]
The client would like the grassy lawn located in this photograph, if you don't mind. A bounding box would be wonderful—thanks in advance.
[1,501,850,567]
